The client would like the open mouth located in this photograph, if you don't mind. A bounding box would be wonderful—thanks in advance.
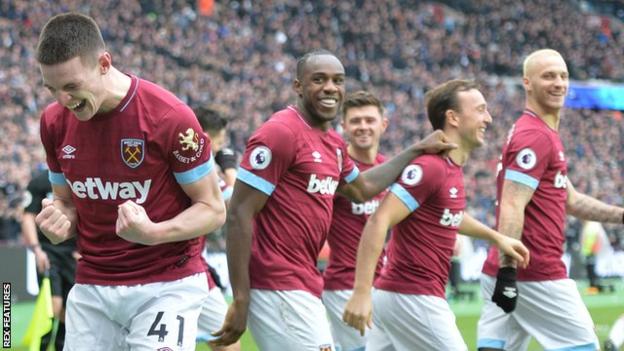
[319,98,338,108]
[68,100,87,112]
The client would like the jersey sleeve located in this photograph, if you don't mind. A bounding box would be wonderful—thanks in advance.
[389,156,445,213]
[237,120,296,196]
[39,110,66,186]
[503,129,552,190]
[158,103,214,184]
[339,142,359,184]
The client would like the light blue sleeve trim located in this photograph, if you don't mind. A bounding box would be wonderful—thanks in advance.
[545,342,598,351]
[195,333,217,342]
[48,171,66,185]
[504,169,539,190]
[390,183,420,212]
[221,186,233,201]
[237,168,275,196]
[344,166,360,183]
[477,338,506,349]
[174,157,214,185]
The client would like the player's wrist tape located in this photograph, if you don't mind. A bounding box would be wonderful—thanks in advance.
[497,266,517,280]
[492,266,518,313]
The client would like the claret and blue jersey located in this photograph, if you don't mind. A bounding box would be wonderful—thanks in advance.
[237,106,359,297]
[40,75,212,286]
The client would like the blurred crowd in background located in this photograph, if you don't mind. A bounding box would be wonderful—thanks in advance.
[1,0,623,258]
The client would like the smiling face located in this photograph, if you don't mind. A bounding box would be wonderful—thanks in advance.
[453,88,492,150]
[342,105,388,151]
[523,51,569,115]
[40,55,108,121]
[294,54,345,127]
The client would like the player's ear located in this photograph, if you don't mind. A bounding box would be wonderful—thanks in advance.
[98,52,112,75]
[522,76,531,94]
[293,79,303,98]
[445,109,459,128]
[381,116,389,132]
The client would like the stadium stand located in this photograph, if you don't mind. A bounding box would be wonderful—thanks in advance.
[1,1,622,272]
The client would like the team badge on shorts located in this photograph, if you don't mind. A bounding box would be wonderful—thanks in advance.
[401,164,423,186]
[250,146,272,170]
[318,345,333,351]
[121,138,145,168]
[516,148,537,170]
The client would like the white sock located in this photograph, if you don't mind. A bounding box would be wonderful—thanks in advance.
[609,315,624,348]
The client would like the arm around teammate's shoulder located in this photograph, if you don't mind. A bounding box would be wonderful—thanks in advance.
[339,130,457,203]
[566,179,624,223]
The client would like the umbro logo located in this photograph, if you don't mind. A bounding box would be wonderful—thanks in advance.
[62,145,76,159]
[502,287,517,298]
[449,187,458,198]
[312,151,322,163]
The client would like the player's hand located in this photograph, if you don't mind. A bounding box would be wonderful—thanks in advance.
[35,198,73,244]
[212,299,249,346]
[115,200,155,245]
[414,130,458,155]
[33,247,51,273]
[492,267,518,313]
[342,290,373,336]
[494,236,530,269]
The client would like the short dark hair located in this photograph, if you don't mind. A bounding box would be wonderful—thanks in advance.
[424,79,479,130]
[195,105,228,134]
[36,12,105,66]
[342,91,384,119]
[296,49,337,80]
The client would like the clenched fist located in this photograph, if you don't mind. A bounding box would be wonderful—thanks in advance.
[35,198,73,244]
[115,200,155,245]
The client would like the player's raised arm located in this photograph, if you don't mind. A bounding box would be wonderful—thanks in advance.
[116,169,226,245]
[338,130,457,203]
[36,183,77,245]
[343,192,410,336]
[212,182,269,346]
[565,179,624,223]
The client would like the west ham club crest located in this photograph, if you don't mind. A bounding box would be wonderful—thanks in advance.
[121,138,145,168]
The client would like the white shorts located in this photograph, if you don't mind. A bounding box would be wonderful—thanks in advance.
[367,289,467,351]
[196,286,229,342]
[248,289,335,351]
[322,289,367,351]
[477,274,599,351]
[64,272,208,351]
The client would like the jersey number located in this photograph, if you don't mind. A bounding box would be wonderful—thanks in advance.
[147,311,186,346]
